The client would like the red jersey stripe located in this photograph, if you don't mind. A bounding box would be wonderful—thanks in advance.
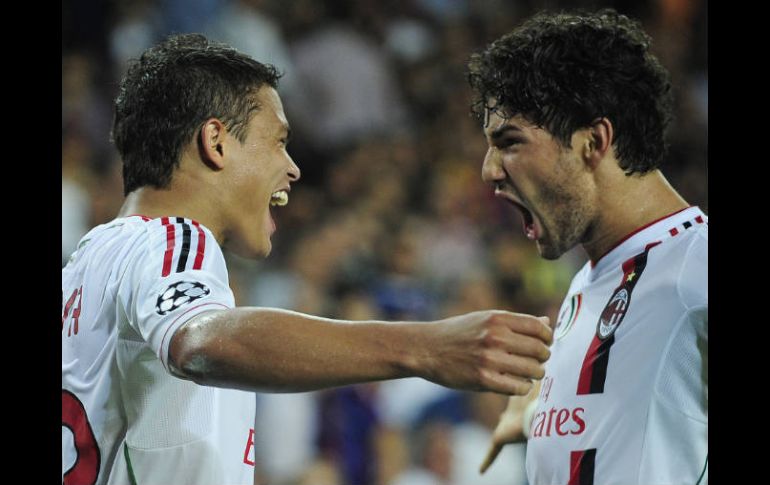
[577,336,603,394]
[191,220,206,270]
[161,217,176,277]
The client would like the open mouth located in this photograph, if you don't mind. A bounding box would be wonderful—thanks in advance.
[509,200,537,240]
[270,190,289,207]
[266,189,290,235]
[496,190,539,241]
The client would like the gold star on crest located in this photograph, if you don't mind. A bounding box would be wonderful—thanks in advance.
[626,272,636,282]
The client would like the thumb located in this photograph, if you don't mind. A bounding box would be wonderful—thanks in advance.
[479,442,503,474]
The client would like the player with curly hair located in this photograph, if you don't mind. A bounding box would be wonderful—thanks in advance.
[469,10,707,484]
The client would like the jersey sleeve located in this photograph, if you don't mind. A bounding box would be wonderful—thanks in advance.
[664,225,707,410]
[677,225,707,311]
[680,224,708,404]
[640,227,708,482]
[122,218,235,372]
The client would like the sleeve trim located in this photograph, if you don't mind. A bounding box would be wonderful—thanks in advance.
[158,302,232,371]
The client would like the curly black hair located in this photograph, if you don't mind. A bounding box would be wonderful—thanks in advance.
[467,9,673,174]
[112,33,282,195]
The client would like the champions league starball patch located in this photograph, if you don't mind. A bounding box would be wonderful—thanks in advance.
[156,281,211,315]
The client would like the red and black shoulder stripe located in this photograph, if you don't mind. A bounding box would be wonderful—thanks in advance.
[158,217,207,277]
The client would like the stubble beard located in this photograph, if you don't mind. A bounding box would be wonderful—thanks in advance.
[533,176,592,261]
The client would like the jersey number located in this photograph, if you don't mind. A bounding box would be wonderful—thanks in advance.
[62,287,83,337]
[62,390,100,485]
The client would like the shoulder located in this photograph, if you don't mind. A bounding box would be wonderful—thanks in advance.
[675,224,707,310]
[642,223,707,311]
[65,216,226,287]
[135,217,226,279]
[64,216,153,271]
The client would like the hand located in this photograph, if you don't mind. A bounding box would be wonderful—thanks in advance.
[480,383,540,474]
[419,310,552,396]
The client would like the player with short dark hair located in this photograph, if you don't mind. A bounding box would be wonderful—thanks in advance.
[468,10,707,484]
[62,34,554,485]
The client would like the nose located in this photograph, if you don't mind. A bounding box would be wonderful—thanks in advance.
[481,148,504,184]
[288,157,301,182]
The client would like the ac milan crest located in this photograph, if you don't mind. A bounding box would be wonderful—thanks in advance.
[581,245,657,394]
[597,288,628,339]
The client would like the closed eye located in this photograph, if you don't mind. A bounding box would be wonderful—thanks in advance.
[496,138,522,149]
[281,126,292,147]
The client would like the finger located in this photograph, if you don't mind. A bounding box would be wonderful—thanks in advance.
[500,314,554,345]
[479,368,533,395]
[480,442,503,474]
[494,333,552,362]
[484,350,546,380]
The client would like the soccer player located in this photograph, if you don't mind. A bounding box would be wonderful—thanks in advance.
[467,9,707,485]
[61,34,554,485]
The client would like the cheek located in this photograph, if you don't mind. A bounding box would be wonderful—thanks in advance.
[504,160,546,198]
[238,165,267,200]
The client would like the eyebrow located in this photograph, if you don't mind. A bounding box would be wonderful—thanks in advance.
[489,124,521,141]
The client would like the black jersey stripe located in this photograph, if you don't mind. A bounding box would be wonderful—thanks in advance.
[568,448,596,485]
[175,217,192,273]
[577,244,657,395]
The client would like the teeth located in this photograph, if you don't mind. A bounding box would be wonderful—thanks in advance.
[270,190,289,207]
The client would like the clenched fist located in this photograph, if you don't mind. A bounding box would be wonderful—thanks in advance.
[413,310,552,395]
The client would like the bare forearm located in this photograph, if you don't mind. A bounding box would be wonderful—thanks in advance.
[169,308,427,392]
[169,307,553,395]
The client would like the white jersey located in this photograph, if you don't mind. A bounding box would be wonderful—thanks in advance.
[526,207,708,485]
[62,215,256,485]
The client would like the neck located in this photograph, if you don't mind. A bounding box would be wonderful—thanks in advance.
[583,170,689,263]
[118,181,225,243]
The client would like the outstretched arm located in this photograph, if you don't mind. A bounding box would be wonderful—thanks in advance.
[169,308,552,395]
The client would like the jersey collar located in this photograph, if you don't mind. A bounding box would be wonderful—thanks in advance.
[588,206,707,279]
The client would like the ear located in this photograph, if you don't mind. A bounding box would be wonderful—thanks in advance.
[582,117,614,169]
[198,118,227,170]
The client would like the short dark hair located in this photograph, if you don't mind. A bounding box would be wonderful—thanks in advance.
[112,33,281,195]
[467,9,673,174]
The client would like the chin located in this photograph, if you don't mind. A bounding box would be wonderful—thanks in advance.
[228,235,272,260]
[252,241,273,259]
[536,239,567,261]
[261,243,273,258]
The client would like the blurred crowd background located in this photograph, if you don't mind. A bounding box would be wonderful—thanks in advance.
[62,0,707,484]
